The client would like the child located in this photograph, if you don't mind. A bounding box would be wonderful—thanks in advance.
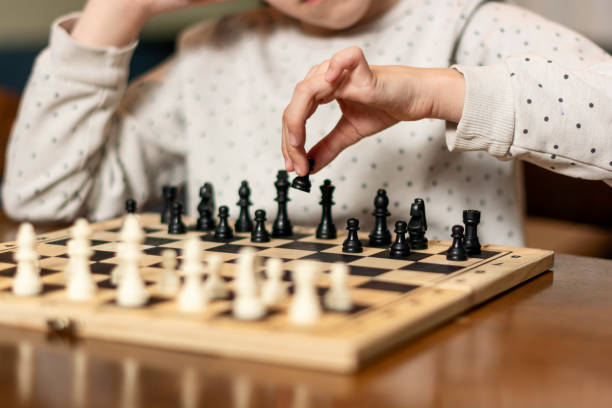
[2,0,610,246]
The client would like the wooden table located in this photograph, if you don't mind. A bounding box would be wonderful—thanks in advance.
[0,215,611,407]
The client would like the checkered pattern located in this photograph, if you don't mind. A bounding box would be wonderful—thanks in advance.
[0,215,505,320]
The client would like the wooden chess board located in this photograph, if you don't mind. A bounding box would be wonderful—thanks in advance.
[0,213,554,373]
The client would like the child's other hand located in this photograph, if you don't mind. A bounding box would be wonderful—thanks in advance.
[281,46,465,176]
[73,0,232,47]
[132,0,232,18]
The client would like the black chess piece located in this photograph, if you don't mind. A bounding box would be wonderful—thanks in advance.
[342,218,363,253]
[446,225,468,261]
[125,199,136,214]
[251,209,270,243]
[196,183,215,231]
[168,202,186,234]
[389,221,411,258]
[368,189,391,247]
[414,198,428,232]
[290,158,314,193]
[463,210,482,256]
[214,205,234,241]
[272,170,293,237]
[161,185,177,224]
[235,180,253,232]
[407,202,428,249]
[316,179,337,239]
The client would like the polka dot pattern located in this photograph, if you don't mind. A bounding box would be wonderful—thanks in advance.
[14,0,611,244]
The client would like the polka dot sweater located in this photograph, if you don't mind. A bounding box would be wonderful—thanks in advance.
[2,1,611,247]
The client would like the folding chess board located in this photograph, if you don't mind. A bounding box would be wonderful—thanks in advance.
[0,213,554,373]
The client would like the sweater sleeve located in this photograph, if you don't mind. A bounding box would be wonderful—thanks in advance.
[449,1,612,186]
[1,13,188,222]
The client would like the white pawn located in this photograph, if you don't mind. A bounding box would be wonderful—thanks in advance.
[112,215,144,285]
[323,263,353,312]
[233,247,265,320]
[289,261,321,326]
[178,237,207,312]
[13,223,42,296]
[158,249,180,296]
[203,254,229,300]
[67,219,97,301]
[117,243,149,307]
[261,258,287,306]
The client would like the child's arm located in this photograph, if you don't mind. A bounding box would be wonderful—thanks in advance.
[450,2,611,185]
[2,0,223,221]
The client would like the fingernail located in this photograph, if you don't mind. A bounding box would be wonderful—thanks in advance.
[325,68,336,82]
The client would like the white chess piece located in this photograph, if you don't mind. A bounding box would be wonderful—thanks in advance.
[67,219,97,301]
[203,254,229,300]
[289,261,321,326]
[178,237,207,312]
[261,258,287,306]
[233,247,265,320]
[112,214,144,286]
[117,240,149,307]
[323,263,353,312]
[13,223,42,296]
[158,249,180,296]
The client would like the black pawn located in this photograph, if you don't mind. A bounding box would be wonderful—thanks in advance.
[291,158,314,193]
[407,202,428,249]
[316,179,337,239]
[272,170,293,237]
[446,225,468,261]
[125,199,136,214]
[463,210,482,256]
[235,181,253,232]
[342,218,363,253]
[214,205,234,241]
[251,209,270,243]
[168,202,186,235]
[389,221,411,258]
[368,189,391,247]
[161,185,177,224]
[196,183,215,231]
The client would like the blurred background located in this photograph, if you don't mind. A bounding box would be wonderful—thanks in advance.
[0,0,610,257]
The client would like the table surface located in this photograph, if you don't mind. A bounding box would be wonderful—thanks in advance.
[0,214,611,408]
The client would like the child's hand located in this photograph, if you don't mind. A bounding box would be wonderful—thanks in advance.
[281,46,465,176]
[72,0,232,47]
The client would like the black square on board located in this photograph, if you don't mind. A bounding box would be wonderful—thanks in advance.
[48,239,107,247]
[90,263,116,275]
[400,262,463,274]
[143,237,180,246]
[58,250,116,262]
[0,251,16,263]
[345,266,388,277]
[357,280,418,293]
[277,241,336,252]
[300,252,362,264]
[144,247,182,256]
[199,234,243,244]
[209,244,267,254]
[370,250,431,262]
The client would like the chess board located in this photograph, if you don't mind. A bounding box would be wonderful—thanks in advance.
[0,213,554,373]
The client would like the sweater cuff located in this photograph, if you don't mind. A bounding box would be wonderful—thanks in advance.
[448,64,515,158]
[49,12,138,88]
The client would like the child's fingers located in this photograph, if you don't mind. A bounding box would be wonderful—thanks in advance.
[282,77,335,175]
[325,46,373,84]
[307,115,363,173]
[281,128,294,171]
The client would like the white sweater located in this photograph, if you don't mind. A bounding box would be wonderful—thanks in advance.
[2,0,611,246]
